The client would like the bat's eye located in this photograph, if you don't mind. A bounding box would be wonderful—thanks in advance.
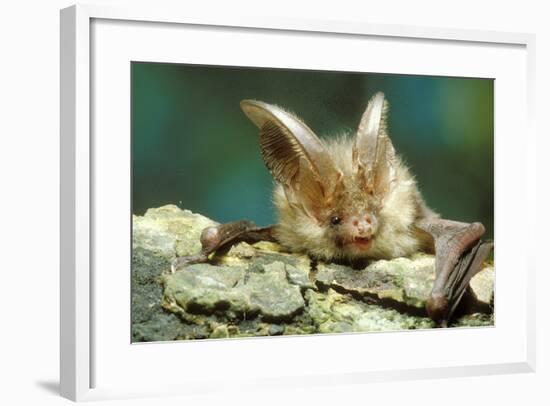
[330,216,342,226]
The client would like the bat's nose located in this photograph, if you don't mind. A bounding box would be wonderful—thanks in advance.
[350,216,374,237]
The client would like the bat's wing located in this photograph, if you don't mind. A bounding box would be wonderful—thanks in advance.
[416,217,494,326]
[171,221,276,272]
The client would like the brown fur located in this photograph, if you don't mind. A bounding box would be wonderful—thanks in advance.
[273,134,435,261]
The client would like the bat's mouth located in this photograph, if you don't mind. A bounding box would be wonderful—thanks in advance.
[351,236,372,250]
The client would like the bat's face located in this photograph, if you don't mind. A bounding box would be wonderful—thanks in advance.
[271,181,384,260]
[320,179,382,258]
[327,210,378,257]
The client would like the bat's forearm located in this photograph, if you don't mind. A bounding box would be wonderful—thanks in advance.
[171,220,276,273]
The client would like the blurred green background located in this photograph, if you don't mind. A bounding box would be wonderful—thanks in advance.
[132,62,494,239]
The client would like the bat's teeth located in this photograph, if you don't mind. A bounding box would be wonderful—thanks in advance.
[354,237,371,243]
[351,237,373,251]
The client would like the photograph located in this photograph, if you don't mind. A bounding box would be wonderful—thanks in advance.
[131,62,495,342]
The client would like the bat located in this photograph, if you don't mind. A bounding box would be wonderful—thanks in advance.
[172,92,494,327]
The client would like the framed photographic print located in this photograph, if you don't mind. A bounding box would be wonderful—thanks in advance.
[60,4,536,402]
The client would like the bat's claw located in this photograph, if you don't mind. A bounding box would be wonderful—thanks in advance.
[170,253,208,273]
[426,293,449,326]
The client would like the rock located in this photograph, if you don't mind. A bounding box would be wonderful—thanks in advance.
[162,261,305,322]
[285,263,316,289]
[162,263,248,316]
[133,205,217,258]
[453,313,494,327]
[131,205,495,341]
[244,262,305,320]
[469,265,495,304]
[316,255,494,311]
[306,289,436,332]
[131,205,217,342]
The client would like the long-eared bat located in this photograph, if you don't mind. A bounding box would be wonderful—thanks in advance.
[172,93,493,327]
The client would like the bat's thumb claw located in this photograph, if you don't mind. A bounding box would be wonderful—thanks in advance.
[170,260,178,274]
[426,294,449,326]
[171,253,209,273]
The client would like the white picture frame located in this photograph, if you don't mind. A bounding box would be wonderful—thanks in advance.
[60,3,536,402]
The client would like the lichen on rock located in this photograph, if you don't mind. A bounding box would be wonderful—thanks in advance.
[306,289,436,333]
[316,254,494,312]
[162,261,305,322]
[131,205,495,342]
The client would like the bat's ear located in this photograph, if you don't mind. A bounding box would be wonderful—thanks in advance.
[353,92,397,200]
[241,100,342,220]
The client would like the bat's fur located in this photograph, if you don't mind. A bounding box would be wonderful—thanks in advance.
[273,134,435,261]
